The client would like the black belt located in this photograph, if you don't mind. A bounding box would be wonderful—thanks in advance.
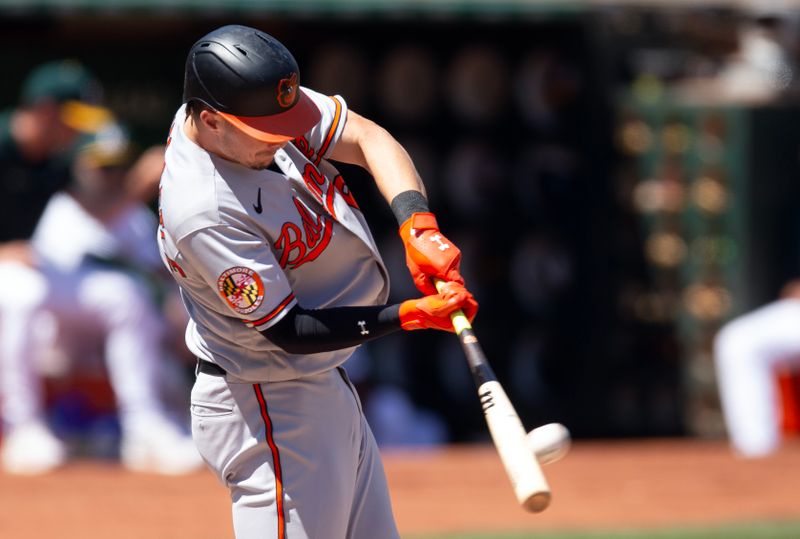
[197,359,227,377]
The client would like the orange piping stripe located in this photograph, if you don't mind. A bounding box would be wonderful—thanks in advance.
[253,384,286,539]
[247,292,296,328]
[314,96,342,166]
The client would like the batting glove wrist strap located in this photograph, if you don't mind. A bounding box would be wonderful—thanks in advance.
[390,189,430,225]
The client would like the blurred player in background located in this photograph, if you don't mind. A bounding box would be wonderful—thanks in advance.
[0,60,109,263]
[32,123,200,474]
[0,61,201,474]
[714,279,800,458]
[709,7,800,460]
[0,60,109,472]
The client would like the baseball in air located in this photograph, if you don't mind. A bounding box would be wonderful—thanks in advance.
[526,423,571,465]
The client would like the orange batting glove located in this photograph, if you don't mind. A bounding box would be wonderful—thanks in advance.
[399,281,478,332]
[399,212,464,295]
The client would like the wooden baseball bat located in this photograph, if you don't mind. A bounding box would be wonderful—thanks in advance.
[435,279,551,513]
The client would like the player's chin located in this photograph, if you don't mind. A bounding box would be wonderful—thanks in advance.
[249,154,276,170]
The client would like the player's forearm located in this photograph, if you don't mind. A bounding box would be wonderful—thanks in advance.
[259,303,401,354]
[362,130,426,203]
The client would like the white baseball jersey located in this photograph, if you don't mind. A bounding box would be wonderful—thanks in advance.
[33,192,161,272]
[158,88,389,382]
[0,190,201,475]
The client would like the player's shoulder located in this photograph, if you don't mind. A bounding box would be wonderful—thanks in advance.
[160,177,222,242]
[160,163,225,242]
[303,87,347,118]
[293,88,348,163]
[160,106,229,240]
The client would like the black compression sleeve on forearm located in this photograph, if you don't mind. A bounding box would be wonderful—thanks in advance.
[390,190,430,225]
[259,303,402,354]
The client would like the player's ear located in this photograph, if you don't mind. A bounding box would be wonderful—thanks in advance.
[199,109,224,133]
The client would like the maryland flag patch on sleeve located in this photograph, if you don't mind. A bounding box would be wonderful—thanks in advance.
[217,267,264,315]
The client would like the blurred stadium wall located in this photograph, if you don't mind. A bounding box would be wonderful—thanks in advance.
[3,0,799,442]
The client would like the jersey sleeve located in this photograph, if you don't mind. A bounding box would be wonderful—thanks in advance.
[177,224,297,331]
[295,87,348,164]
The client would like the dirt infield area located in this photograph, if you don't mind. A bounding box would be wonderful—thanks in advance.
[0,439,798,539]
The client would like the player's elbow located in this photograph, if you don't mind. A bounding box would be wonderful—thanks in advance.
[259,312,305,354]
[343,112,397,171]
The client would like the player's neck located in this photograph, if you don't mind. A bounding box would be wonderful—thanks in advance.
[184,113,237,165]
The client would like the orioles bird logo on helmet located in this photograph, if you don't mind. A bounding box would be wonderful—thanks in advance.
[277,73,298,108]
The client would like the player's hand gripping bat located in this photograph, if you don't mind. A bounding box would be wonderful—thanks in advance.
[434,279,552,513]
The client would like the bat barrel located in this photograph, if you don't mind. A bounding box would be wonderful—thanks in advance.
[480,379,552,512]
[434,278,552,513]
[524,492,552,513]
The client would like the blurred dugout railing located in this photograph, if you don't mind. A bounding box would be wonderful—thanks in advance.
[616,98,800,436]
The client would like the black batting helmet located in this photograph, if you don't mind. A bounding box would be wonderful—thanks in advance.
[183,24,320,142]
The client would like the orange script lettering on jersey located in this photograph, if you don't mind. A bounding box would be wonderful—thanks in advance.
[275,197,333,269]
[292,137,315,161]
[301,163,359,219]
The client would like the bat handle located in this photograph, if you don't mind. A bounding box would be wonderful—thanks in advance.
[433,278,472,334]
[433,278,494,385]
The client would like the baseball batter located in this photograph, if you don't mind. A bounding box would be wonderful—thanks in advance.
[158,25,477,538]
